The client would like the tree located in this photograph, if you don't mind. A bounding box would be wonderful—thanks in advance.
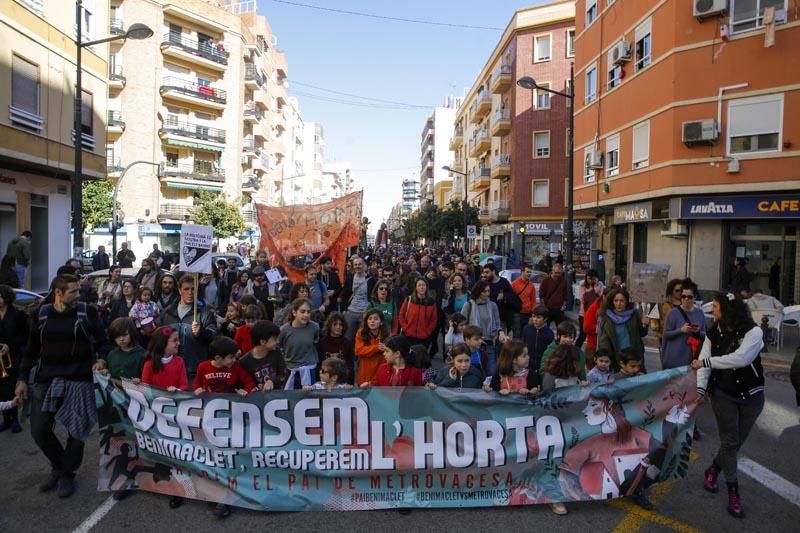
[82,179,116,233]
[400,201,480,245]
[191,192,246,242]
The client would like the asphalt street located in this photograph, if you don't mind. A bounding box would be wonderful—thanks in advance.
[1,347,798,533]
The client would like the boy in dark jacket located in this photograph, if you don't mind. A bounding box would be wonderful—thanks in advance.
[523,306,554,373]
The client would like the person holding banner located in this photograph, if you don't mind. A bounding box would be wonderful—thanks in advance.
[598,288,649,372]
[159,274,219,379]
[692,294,764,518]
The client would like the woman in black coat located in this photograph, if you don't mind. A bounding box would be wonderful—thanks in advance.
[0,285,30,432]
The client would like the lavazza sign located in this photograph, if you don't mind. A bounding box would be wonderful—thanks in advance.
[687,201,734,215]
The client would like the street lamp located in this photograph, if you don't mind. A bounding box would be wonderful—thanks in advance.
[73,0,153,257]
[517,64,575,288]
[111,161,160,260]
[280,172,306,206]
[442,165,469,253]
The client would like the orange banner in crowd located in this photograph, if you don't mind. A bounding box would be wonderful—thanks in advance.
[255,191,362,283]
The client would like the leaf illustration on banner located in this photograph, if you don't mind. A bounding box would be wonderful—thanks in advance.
[676,433,693,478]
[569,426,580,448]
[531,392,573,410]
[643,400,656,425]
[181,245,208,269]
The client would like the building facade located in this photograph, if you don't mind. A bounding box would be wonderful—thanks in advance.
[449,0,577,267]
[573,0,799,302]
[420,95,461,206]
[1,0,110,290]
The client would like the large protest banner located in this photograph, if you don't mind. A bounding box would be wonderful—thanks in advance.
[255,191,362,283]
[95,368,698,511]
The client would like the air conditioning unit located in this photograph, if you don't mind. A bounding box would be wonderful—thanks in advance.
[589,151,604,169]
[661,220,688,238]
[682,119,718,145]
[694,0,728,20]
[611,41,631,65]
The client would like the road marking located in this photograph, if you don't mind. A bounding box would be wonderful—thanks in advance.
[756,398,799,440]
[72,496,117,533]
[739,456,800,508]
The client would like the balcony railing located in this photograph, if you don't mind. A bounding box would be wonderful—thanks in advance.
[160,118,226,143]
[494,64,512,78]
[106,157,123,173]
[489,200,511,221]
[470,167,491,185]
[493,154,511,167]
[160,76,227,104]
[160,162,225,182]
[107,110,125,129]
[161,32,229,65]
[492,109,511,124]
[109,64,125,84]
[244,64,265,86]
[242,137,256,153]
[159,204,194,220]
[110,18,124,35]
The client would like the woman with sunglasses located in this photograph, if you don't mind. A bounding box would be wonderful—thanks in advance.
[366,281,398,335]
[661,280,706,370]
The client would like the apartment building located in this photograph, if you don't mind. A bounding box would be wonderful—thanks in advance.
[573,0,799,302]
[420,95,461,206]
[1,0,110,290]
[449,0,577,265]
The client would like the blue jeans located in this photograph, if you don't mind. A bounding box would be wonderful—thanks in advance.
[484,342,497,377]
[14,264,25,288]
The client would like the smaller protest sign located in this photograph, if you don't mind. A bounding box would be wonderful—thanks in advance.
[629,263,671,303]
[265,267,285,285]
[179,224,213,273]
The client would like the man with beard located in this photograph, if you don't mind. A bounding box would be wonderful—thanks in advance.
[319,256,342,313]
[481,263,520,332]
[155,273,178,310]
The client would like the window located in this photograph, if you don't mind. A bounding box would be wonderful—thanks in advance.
[727,93,782,155]
[632,121,650,169]
[535,82,551,109]
[11,55,40,116]
[533,131,551,158]
[605,134,620,176]
[564,178,569,207]
[81,90,93,136]
[584,146,597,183]
[534,34,551,62]
[585,63,597,103]
[607,49,622,89]
[586,0,598,26]
[634,18,652,72]
[78,0,95,42]
[731,0,786,33]
[166,151,179,166]
[565,79,573,107]
[532,180,549,207]
[565,129,571,157]
[19,0,44,15]
[566,29,575,57]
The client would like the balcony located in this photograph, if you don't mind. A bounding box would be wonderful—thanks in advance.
[242,136,257,157]
[159,162,225,192]
[451,159,465,173]
[244,64,264,88]
[490,109,512,137]
[241,176,260,196]
[469,129,491,157]
[469,167,491,192]
[243,102,262,123]
[421,127,434,144]
[159,118,226,146]
[491,64,513,94]
[160,76,226,110]
[161,32,229,71]
[446,183,464,203]
[108,64,125,89]
[107,157,123,177]
[450,126,464,150]
[491,154,511,180]
[489,200,511,222]
[254,88,269,110]
[158,204,194,222]
[110,18,124,36]
[253,123,268,141]
[470,92,492,123]
[478,206,490,223]
[241,206,258,221]
[107,110,125,135]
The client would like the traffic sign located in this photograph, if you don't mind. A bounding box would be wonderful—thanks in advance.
[466,225,477,238]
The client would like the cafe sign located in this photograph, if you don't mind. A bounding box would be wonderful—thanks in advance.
[613,201,652,224]
[681,195,800,219]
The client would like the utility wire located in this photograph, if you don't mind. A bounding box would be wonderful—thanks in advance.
[290,89,430,110]
[289,79,431,108]
[267,0,504,31]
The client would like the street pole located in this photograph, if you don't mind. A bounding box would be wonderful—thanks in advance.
[73,0,83,258]
[565,63,575,293]
[463,173,468,254]
[111,161,159,259]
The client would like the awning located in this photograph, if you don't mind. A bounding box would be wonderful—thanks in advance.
[165,180,223,192]
[138,224,182,235]
[164,138,224,153]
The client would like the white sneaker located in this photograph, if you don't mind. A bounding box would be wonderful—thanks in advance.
[550,502,568,515]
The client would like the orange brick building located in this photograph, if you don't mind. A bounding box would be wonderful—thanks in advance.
[573,0,799,303]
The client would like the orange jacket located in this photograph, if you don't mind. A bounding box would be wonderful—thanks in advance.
[398,299,438,340]
[354,331,384,385]
[511,276,537,314]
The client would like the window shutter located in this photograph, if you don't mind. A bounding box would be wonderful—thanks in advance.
[606,134,619,153]
[729,97,782,136]
[535,132,550,152]
[533,181,549,205]
[632,122,649,163]
[12,55,39,114]
[81,90,93,133]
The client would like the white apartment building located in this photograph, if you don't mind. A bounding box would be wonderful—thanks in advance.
[420,95,461,206]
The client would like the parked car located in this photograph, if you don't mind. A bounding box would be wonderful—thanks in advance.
[12,288,44,315]
[499,269,548,304]
[212,254,246,270]
[87,267,170,292]
[80,249,99,272]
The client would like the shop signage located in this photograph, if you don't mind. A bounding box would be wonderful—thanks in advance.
[613,201,652,224]
[681,195,800,219]
[523,222,563,235]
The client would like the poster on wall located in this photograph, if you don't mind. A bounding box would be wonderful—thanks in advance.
[255,191,362,282]
[629,263,671,303]
[94,368,697,511]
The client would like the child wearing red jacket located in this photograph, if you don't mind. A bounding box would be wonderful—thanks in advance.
[361,335,423,387]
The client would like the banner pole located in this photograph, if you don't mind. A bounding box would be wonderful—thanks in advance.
[193,272,199,323]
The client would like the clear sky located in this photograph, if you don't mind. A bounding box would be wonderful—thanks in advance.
[257,0,544,233]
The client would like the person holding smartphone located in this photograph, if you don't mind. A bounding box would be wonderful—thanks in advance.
[661,279,706,370]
